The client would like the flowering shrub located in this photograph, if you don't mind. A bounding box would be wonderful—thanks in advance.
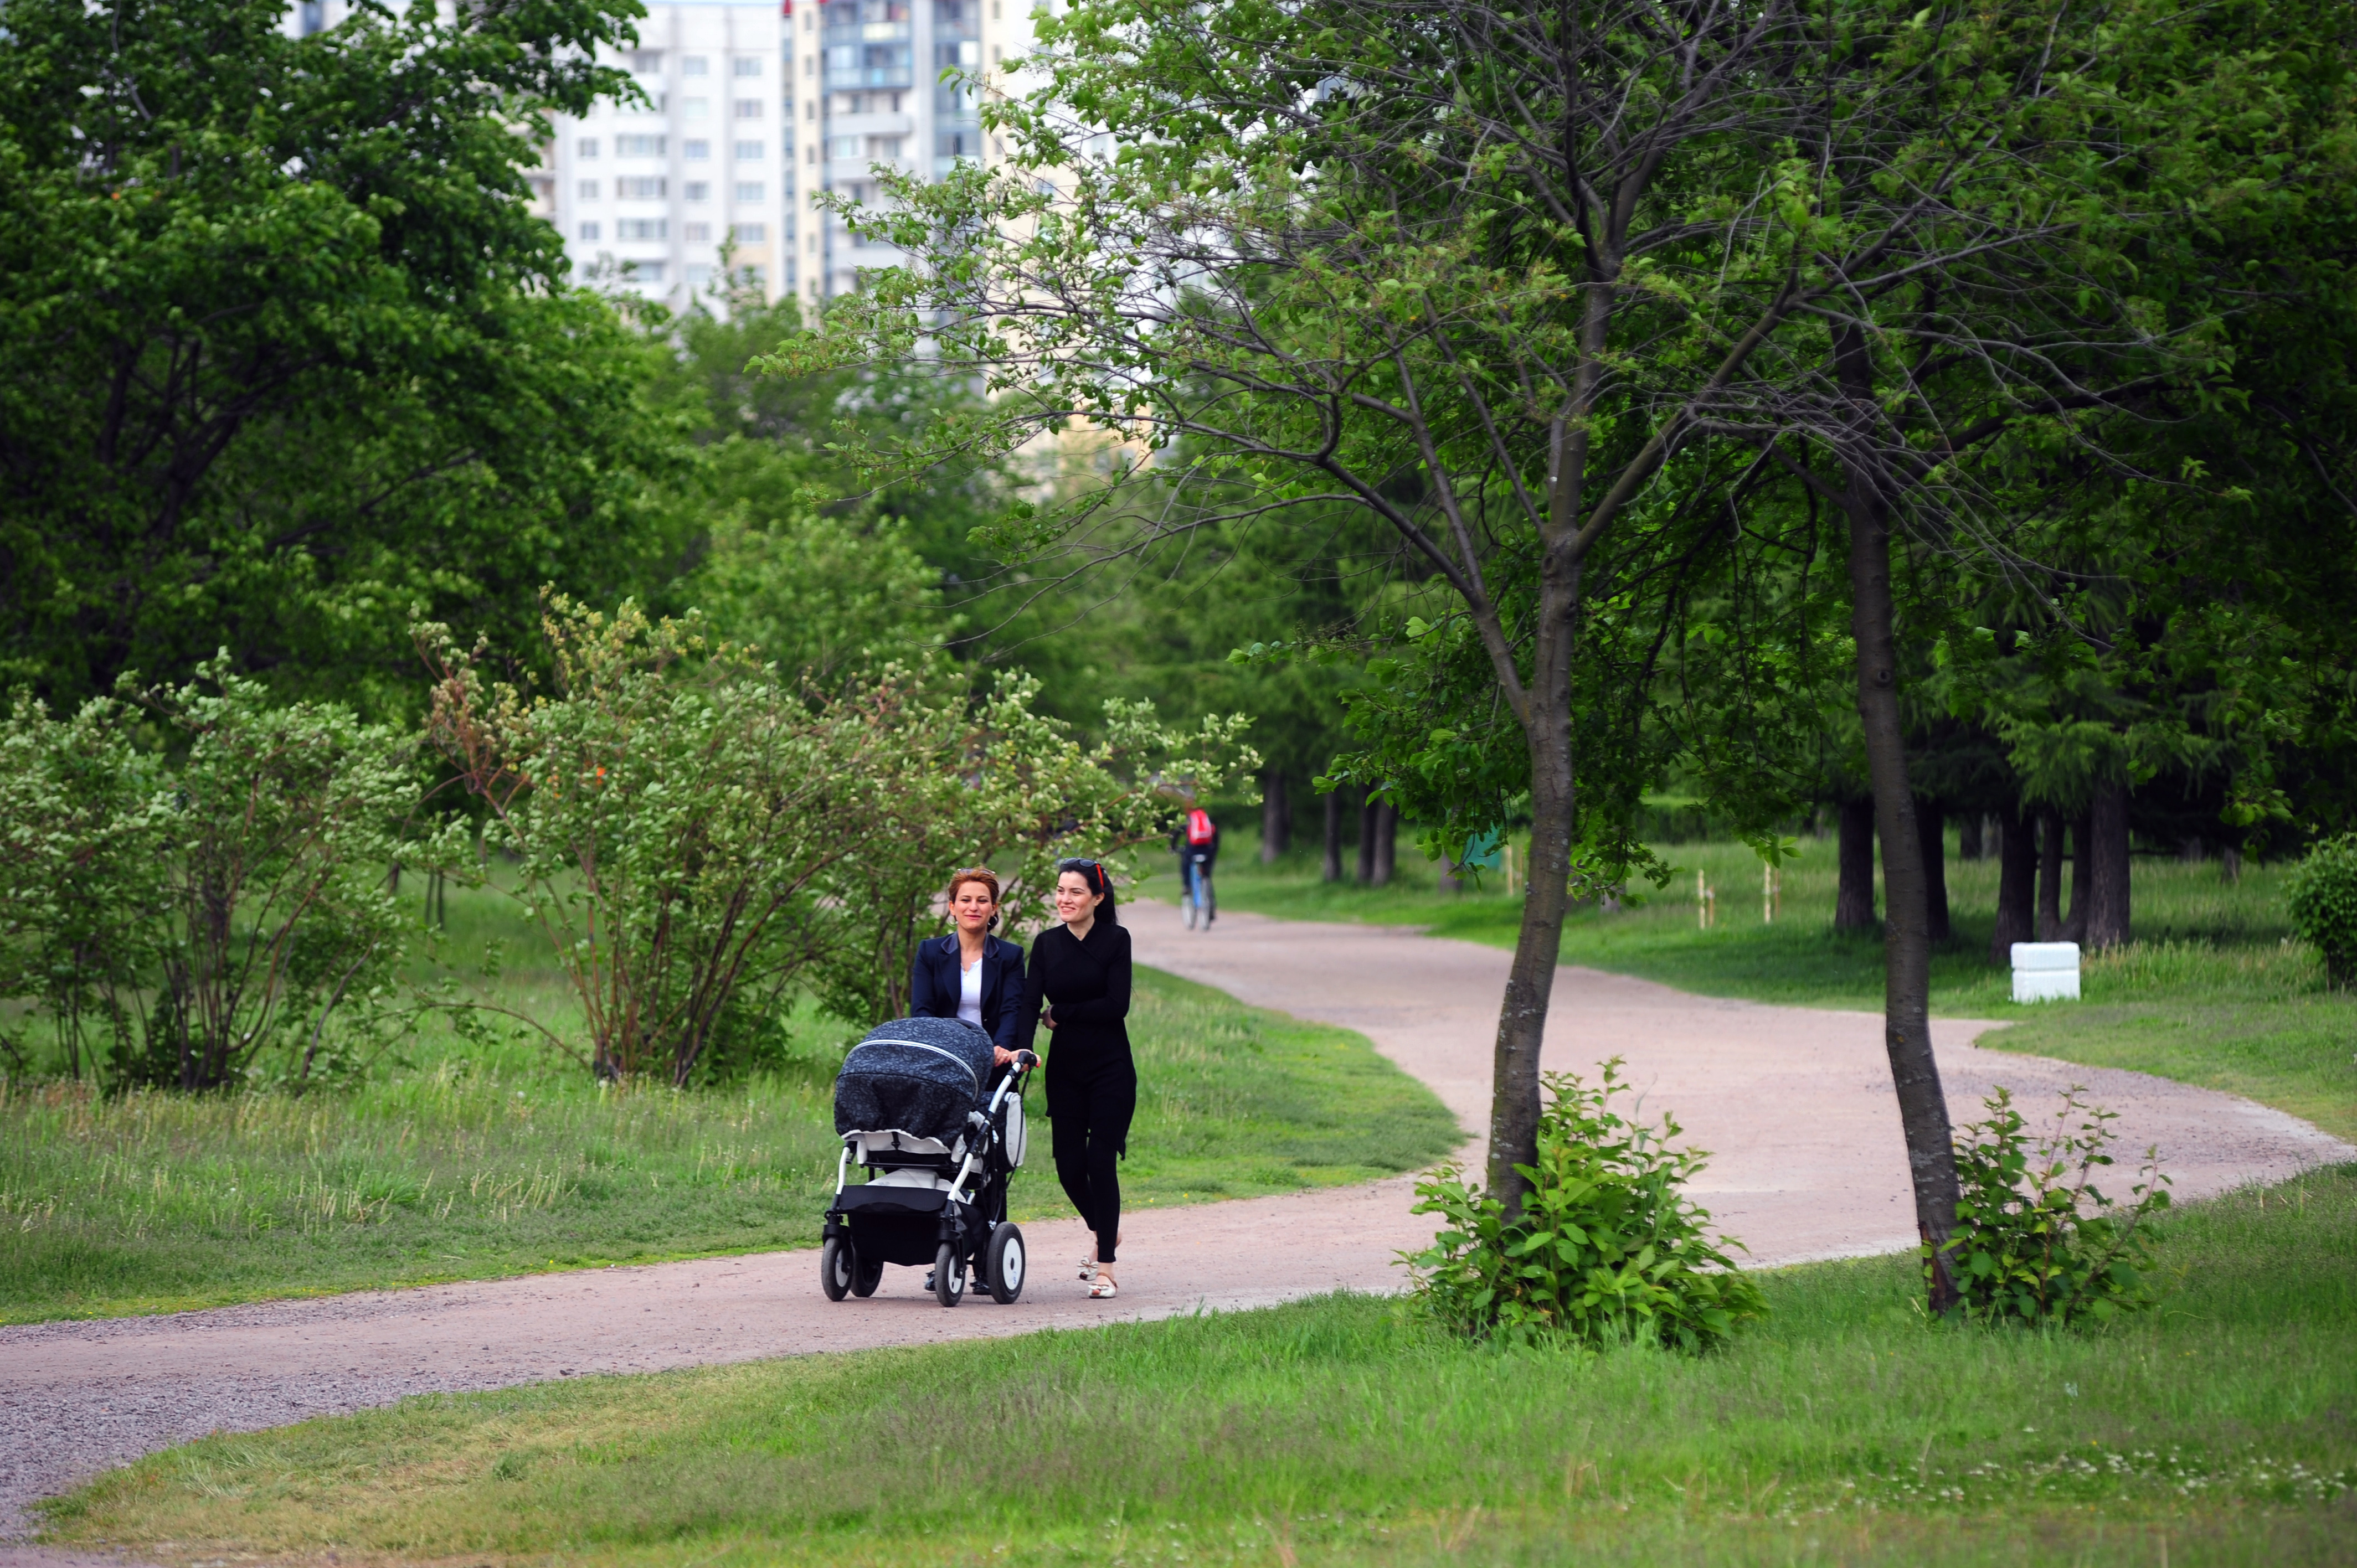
[1405,1059,1764,1350]
[1932,1085,2170,1325]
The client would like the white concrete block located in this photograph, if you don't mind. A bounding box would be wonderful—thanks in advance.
[2011,941,2081,1002]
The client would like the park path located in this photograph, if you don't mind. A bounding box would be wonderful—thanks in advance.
[6,900,2350,1554]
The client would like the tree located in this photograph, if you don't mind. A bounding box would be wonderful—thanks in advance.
[0,0,682,713]
[796,0,2155,1279]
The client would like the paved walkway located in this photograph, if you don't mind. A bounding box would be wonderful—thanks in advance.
[6,901,2349,1552]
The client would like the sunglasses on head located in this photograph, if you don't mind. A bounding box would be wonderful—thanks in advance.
[1056,857,1100,874]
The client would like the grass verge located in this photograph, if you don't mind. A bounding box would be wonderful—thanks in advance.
[0,961,1457,1324]
[43,1165,2357,1567]
[1182,832,2357,1142]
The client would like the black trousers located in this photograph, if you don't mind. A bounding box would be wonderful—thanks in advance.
[1046,1050,1136,1263]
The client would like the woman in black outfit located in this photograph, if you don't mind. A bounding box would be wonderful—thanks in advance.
[1019,857,1134,1299]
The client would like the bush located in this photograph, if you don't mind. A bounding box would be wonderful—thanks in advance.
[2287,833,2357,988]
[1406,1059,1765,1350]
[0,668,413,1090]
[1932,1085,2171,1325]
[419,598,1255,1083]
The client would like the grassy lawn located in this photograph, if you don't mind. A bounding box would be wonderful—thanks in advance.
[0,884,1456,1324]
[1183,831,2357,1143]
[43,1164,2357,1567]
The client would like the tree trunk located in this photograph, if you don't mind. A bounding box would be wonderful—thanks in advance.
[1957,814,1982,861]
[2222,843,2242,884]
[2036,806,2064,941]
[1835,798,1878,931]
[1322,789,1343,883]
[1355,788,1378,885]
[2083,779,2132,950]
[1915,797,1951,944]
[1989,804,2036,966]
[1370,802,1398,886]
[2063,813,2091,944]
[1261,768,1290,863]
[1841,432,1961,1316]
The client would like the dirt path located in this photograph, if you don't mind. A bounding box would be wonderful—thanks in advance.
[7,900,2349,1552]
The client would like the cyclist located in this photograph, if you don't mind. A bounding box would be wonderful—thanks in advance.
[1175,806,1219,930]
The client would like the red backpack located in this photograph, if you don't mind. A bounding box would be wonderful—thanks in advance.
[1185,808,1216,845]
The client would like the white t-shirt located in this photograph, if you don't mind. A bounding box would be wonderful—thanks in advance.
[957,952,984,1029]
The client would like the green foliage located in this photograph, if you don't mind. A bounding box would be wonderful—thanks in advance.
[0,0,683,712]
[419,598,1257,1080]
[134,663,419,1090]
[2286,833,2357,988]
[0,666,413,1090]
[0,697,168,1084]
[1933,1087,2171,1327]
[1407,1059,1765,1350]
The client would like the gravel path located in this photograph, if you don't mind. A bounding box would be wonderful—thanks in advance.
[8,899,2349,1554]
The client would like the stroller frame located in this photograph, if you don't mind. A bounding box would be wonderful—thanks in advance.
[821,1049,1036,1308]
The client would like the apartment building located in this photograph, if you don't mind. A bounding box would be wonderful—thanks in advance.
[286,0,1039,316]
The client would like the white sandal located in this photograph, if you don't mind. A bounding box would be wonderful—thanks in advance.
[1088,1274,1118,1299]
[1078,1256,1097,1282]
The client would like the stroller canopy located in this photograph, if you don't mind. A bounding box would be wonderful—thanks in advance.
[834,1016,996,1141]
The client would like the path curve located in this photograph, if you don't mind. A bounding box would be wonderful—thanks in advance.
[6,900,2349,1550]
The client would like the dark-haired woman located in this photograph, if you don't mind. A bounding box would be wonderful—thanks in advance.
[909,866,1027,1063]
[1019,857,1134,1299]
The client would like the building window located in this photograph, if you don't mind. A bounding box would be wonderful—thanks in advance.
[686,263,715,288]
[579,221,601,240]
[685,181,711,202]
[617,218,667,240]
[682,55,709,76]
[743,265,766,288]
[682,97,711,120]
[684,222,712,242]
[734,56,763,76]
[617,177,666,198]
[734,224,768,243]
[631,261,666,282]
[734,140,765,160]
[578,137,600,158]
[630,50,664,74]
[867,135,903,159]
[826,135,858,161]
[578,178,600,198]
[685,140,712,161]
[616,135,666,157]
[735,181,765,202]
[735,99,764,118]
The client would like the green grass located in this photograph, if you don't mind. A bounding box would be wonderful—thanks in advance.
[43,1165,2357,1567]
[0,883,1457,1324]
[1188,832,2357,1143]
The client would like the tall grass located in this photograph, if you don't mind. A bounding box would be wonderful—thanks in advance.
[43,1165,2357,1567]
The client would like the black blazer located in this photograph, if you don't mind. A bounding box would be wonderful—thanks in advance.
[909,932,1028,1052]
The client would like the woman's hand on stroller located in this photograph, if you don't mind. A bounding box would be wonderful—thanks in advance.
[994,1047,1039,1070]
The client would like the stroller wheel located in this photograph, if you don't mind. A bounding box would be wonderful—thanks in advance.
[985,1221,1026,1304]
[820,1235,853,1302]
[851,1257,883,1298]
[932,1242,966,1308]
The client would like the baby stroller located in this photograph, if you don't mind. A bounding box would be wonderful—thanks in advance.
[821,1015,1037,1308]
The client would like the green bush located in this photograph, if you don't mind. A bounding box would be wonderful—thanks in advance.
[1406,1059,1766,1350]
[1932,1085,2171,1325]
[2286,833,2357,988]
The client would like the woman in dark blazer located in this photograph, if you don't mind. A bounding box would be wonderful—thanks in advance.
[1017,857,1134,1299]
[909,866,1027,1061]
